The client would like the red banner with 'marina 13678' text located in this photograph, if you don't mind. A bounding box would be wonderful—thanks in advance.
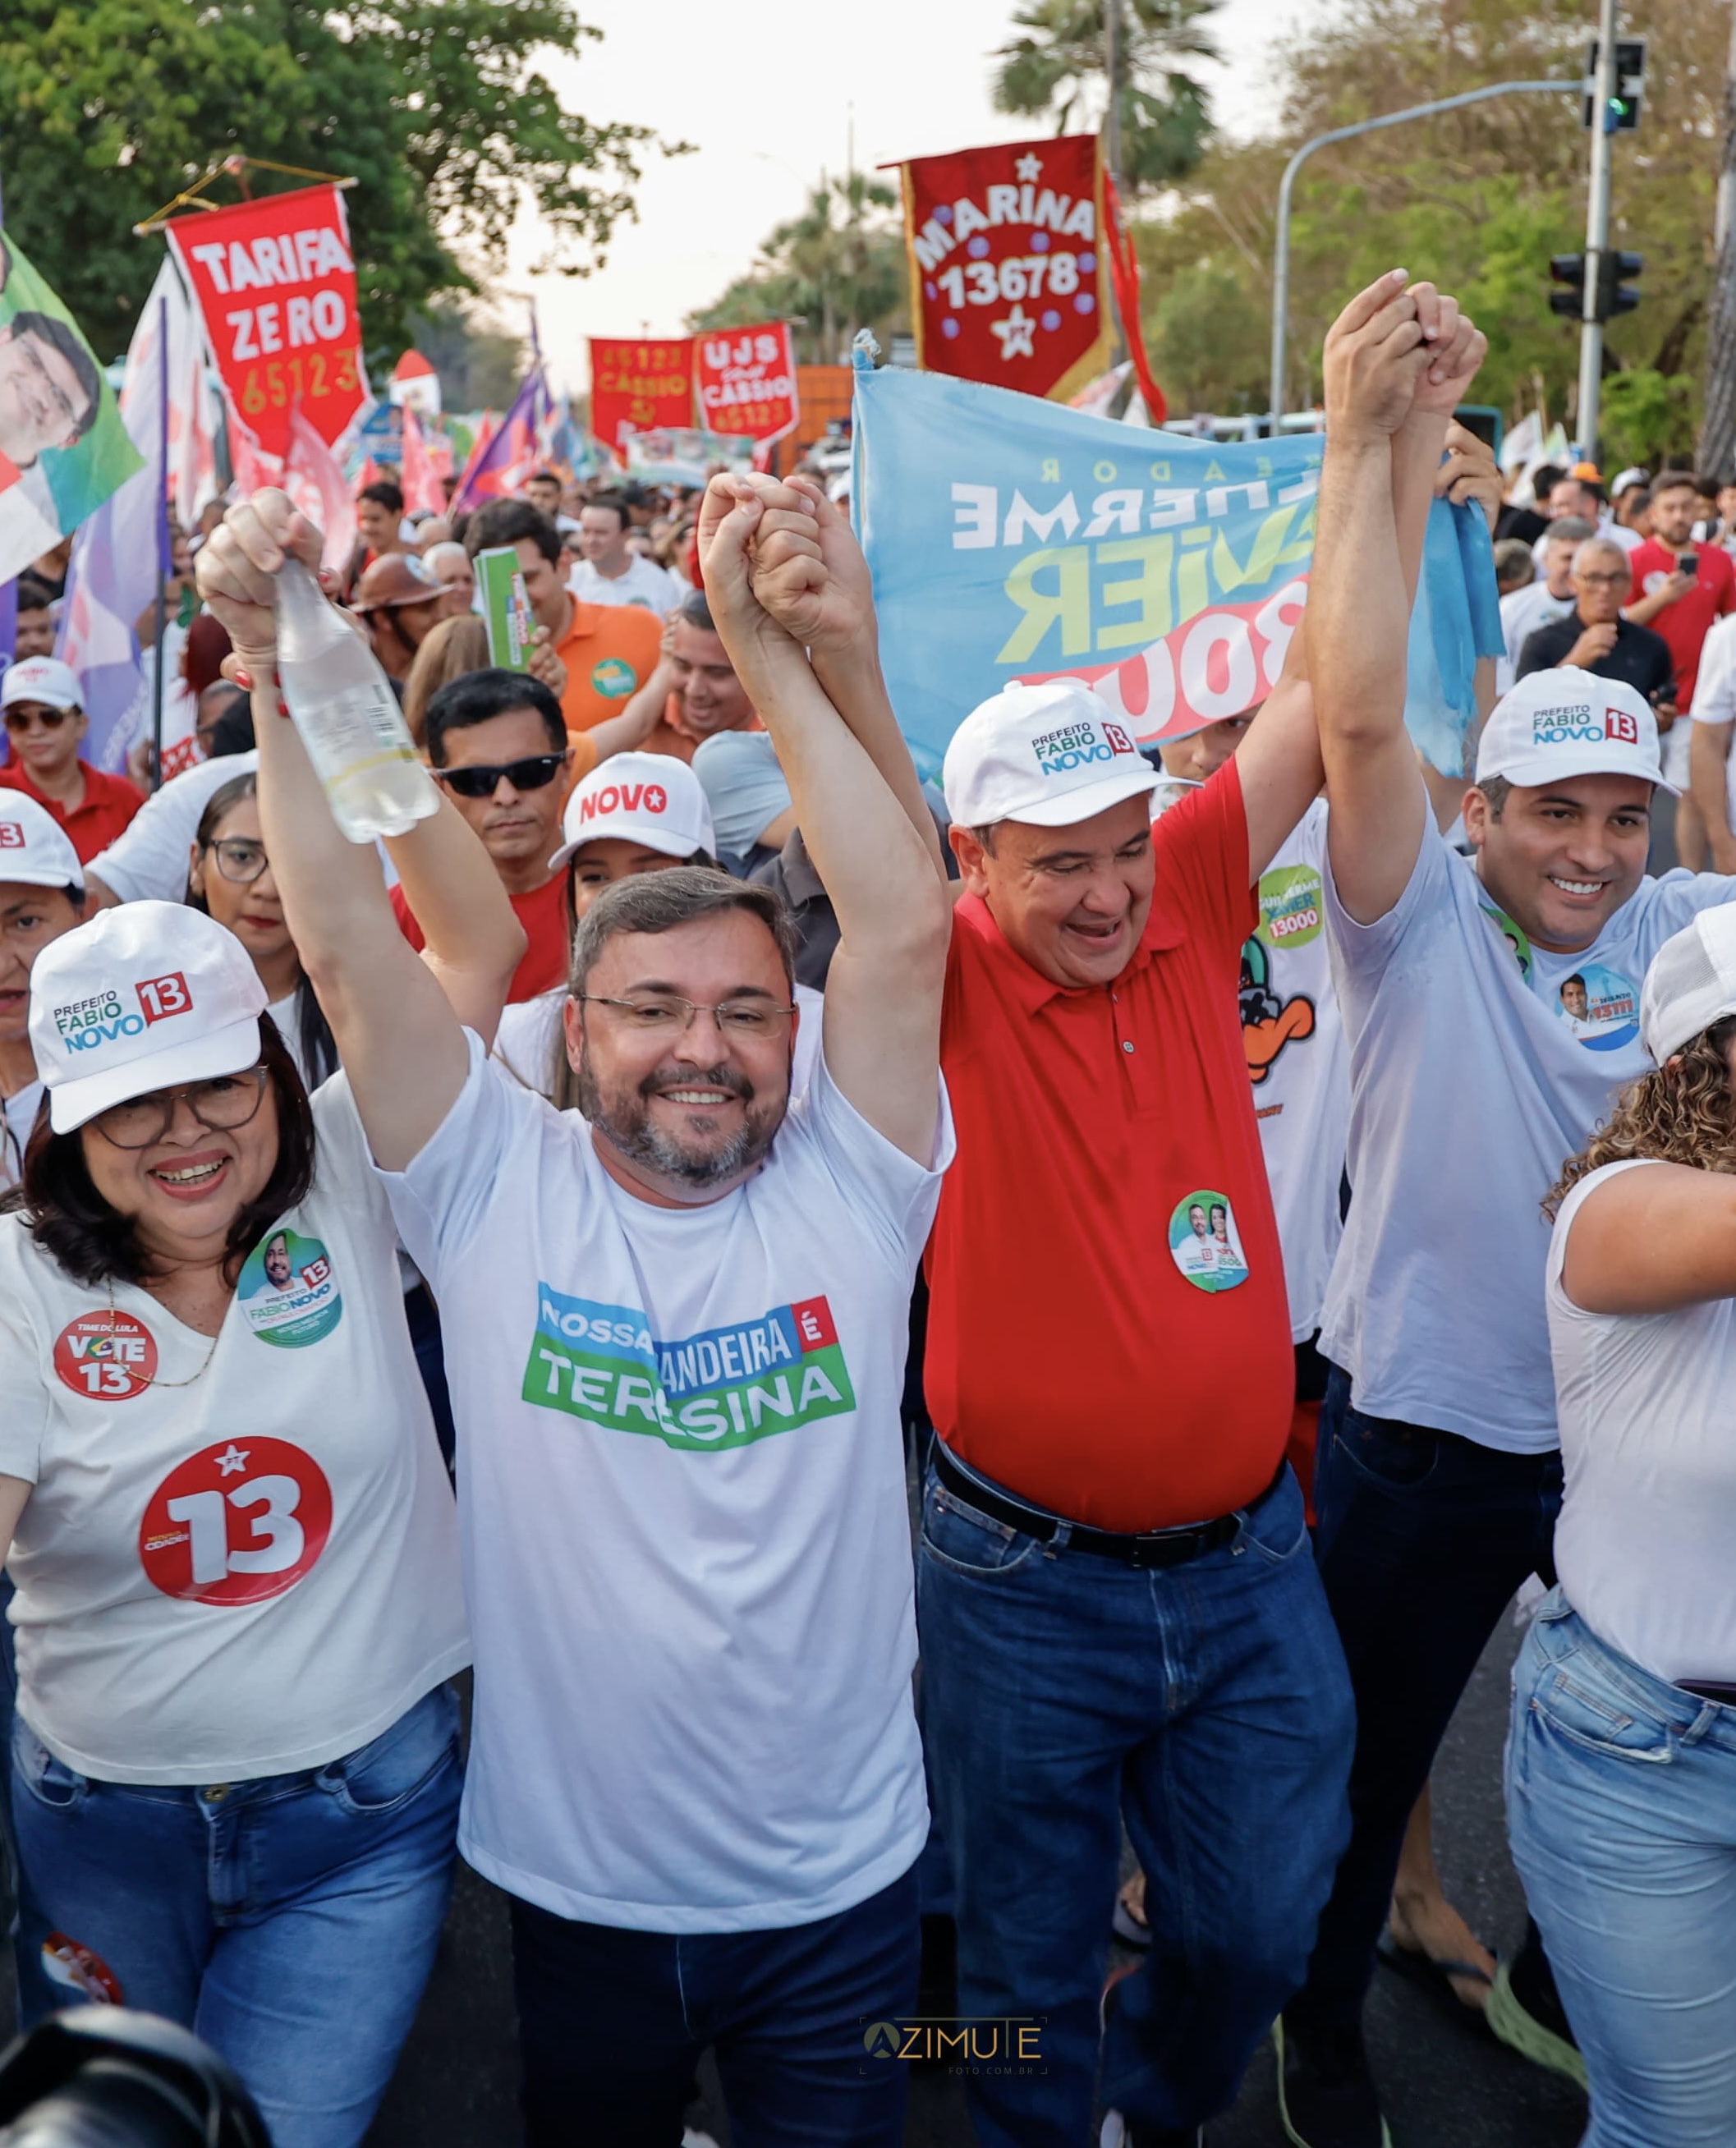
[898,134,1109,403]
[165,183,365,461]
[590,338,694,461]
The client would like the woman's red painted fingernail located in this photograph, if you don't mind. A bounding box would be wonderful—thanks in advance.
[234,668,252,689]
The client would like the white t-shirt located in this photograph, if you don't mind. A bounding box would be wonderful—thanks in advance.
[379,1033,951,1932]
[1499,580,1574,680]
[1320,810,1736,1451]
[492,981,825,1105]
[86,751,259,904]
[568,555,684,614]
[1690,611,1736,832]
[0,1076,468,1783]
[1549,1158,1736,1682]
[1247,801,1348,1341]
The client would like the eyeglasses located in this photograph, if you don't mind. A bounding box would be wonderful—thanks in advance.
[577,994,797,1039]
[91,1066,271,1150]
[1578,571,1630,589]
[203,837,270,885]
[432,754,567,799]
[3,705,72,732]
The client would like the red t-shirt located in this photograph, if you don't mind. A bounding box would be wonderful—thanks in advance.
[0,760,145,864]
[1628,539,1736,707]
[390,871,569,1003]
[924,763,1293,1532]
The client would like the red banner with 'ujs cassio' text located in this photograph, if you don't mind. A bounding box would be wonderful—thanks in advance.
[898,134,1109,402]
[694,324,799,445]
[590,338,694,461]
[166,184,365,461]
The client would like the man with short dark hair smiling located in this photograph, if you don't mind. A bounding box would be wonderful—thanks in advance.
[569,488,682,614]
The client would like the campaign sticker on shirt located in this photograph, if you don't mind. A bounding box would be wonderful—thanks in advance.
[1255,862,1325,952]
[1481,903,1533,979]
[1168,1191,1250,1293]
[139,1435,333,1605]
[237,1228,342,1347]
[53,1310,158,1401]
[590,658,636,699]
[1550,961,1640,1051]
[41,1934,122,2005]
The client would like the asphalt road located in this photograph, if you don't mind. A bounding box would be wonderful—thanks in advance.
[365,1610,1587,2148]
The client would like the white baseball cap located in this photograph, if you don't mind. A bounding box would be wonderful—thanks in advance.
[30,903,268,1133]
[2,656,82,713]
[0,791,83,891]
[1641,904,1736,1063]
[943,679,1155,829]
[547,752,715,873]
[1474,668,1674,796]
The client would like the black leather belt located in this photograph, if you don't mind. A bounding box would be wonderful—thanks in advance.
[1680,1680,1736,1706]
[931,1443,1284,1571]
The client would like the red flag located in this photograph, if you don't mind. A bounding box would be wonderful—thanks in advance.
[284,404,359,576]
[1103,174,1166,425]
[589,339,694,463]
[398,402,445,516]
[694,324,799,448]
[166,183,366,460]
[898,135,1110,401]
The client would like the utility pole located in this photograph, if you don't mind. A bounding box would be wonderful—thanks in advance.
[1103,0,1124,189]
[1702,0,1736,475]
[1577,0,1620,461]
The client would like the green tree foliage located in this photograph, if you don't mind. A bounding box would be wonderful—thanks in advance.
[688,174,907,365]
[1131,0,1723,430]
[0,0,669,365]
[993,0,1222,191]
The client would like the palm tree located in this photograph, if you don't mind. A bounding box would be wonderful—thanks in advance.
[690,173,906,363]
[993,0,1222,194]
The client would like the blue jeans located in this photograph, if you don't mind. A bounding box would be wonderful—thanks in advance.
[1509,1595,1736,2146]
[509,1865,920,2146]
[11,1682,462,2148]
[917,1454,1353,2146]
[1289,1367,1562,2035]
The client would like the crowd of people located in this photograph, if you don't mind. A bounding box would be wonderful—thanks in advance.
[0,270,1732,2148]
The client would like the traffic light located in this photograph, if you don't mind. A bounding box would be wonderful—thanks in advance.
[1582,39,1647,131]
[1599,250,1642,319]
[1550,255,1587,319]
[1547,252,1642,324]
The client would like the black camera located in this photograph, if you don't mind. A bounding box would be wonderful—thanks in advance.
[0,2011,269,2147]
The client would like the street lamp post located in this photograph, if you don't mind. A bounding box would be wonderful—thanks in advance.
[1270,80,1576,430]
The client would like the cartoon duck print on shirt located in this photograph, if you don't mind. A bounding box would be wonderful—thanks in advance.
[1240,857,1324,1084]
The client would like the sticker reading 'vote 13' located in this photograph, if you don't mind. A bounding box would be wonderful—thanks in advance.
[139,1437,332,1604]
[53,1310,158,1400]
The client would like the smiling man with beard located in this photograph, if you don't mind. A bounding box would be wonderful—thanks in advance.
[198,468,953,2148]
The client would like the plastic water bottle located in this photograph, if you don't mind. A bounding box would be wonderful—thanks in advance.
[273,558,439,842]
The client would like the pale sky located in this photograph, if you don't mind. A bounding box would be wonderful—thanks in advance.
[503,0,1329,396]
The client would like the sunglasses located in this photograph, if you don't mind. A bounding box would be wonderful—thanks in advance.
[432,753,567,800]
[3,705,73,732]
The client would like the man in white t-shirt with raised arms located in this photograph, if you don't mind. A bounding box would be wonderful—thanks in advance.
[1277,361,1736,2146]
[197,473,953,2148]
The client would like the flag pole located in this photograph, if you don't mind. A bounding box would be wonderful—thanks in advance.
[149,294,170,792]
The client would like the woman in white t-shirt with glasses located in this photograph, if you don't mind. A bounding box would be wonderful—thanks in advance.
[0,790,521,2146]
[1515,902,1736,2146]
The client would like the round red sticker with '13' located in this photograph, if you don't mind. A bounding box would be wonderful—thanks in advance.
[53,1311,158,1401]
[139,1437,333,1605]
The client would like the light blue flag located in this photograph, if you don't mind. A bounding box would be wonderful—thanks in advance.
[851,347,1500,780]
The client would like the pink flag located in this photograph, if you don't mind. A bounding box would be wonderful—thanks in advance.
[399,402,445,517]
[284,404,358,575]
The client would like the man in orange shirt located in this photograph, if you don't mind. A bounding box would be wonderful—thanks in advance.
[0,657,143,864]
[462,501,663,738]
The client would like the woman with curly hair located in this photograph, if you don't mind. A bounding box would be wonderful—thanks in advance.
[1512,902,1736,2146]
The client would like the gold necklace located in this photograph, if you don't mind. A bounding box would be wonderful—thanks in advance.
[103,1277,224,1390]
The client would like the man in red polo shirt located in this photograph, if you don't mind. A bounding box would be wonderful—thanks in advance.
[915,271,1484,2148]
[0,657,143,863]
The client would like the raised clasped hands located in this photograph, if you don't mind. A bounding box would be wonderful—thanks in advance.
[1322,270,1486,446]
[697,470,875,665]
